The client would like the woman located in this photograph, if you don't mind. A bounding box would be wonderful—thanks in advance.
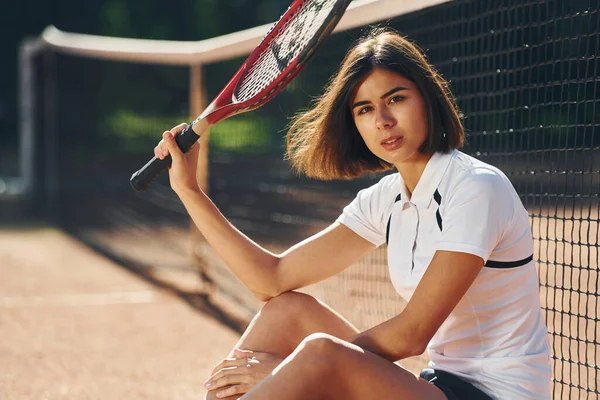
[154,28,551,399]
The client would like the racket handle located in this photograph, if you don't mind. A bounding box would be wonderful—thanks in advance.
[130,124,200,192]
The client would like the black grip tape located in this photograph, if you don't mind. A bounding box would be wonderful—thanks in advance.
[130,124,200,192]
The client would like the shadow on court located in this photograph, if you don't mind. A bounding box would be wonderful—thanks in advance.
[0,226,240,400]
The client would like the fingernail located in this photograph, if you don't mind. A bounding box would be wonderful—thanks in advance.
[216,392,223,398]
[205,382,212,389]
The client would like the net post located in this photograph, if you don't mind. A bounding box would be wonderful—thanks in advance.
[189,63,210,272]
[43,50,59,221]
[18,38,46,204]
[190,64,209,193]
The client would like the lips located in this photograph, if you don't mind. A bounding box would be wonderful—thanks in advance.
[380,136,403,145]
[380,135,404,151]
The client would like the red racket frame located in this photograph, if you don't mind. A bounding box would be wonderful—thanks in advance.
[131,0,351,191]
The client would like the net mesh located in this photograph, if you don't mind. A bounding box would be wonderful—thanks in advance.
[28,0,599,398]
[235,0,342,102]
[205,0,600,397]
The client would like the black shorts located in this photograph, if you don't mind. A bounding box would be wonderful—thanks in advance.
[420,368,493,400]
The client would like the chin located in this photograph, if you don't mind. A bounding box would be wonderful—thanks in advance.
[383,149,418,165]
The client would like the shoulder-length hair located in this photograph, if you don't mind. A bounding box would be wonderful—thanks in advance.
[286,27,464,180]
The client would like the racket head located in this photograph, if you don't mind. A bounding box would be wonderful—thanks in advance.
[131,0,351,192]
[203,0,352,123]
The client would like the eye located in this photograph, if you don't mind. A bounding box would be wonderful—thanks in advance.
[389,95,406,104]
[357,105,373,115]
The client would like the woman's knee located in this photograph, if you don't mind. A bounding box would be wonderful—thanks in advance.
[285,333,347,389]
[261,292,359,341]
[297,332,364,370]
[260,291,320,322]
[296,333,345,362]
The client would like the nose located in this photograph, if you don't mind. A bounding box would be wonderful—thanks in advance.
[375,106,396,130]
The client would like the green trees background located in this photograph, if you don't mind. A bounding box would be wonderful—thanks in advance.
[1,0,292,172]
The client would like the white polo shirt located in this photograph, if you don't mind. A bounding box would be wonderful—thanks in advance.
[337,150,552,400]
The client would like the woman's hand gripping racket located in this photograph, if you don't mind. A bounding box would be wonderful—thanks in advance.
[130,0,352,191]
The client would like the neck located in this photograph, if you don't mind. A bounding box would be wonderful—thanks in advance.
[395,153,433,196]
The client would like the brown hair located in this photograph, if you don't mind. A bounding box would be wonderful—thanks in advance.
[286,27,464,180]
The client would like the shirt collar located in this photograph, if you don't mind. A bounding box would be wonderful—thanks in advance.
[407,150,456,209]
[397,178,410,208]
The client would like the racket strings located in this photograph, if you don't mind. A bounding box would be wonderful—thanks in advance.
[235,0,339,102]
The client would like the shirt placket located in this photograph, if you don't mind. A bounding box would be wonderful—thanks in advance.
[401,202,420,273]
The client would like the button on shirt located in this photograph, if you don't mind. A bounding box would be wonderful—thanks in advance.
[337,150,552,400]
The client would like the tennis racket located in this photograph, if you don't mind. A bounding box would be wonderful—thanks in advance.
[130,0,352,191]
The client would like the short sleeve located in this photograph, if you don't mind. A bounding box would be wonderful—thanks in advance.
[336,175,397,246]
[436,171,515,261]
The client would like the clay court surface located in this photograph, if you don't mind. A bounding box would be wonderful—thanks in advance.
[1,209,598,399]
[0,226,240,400]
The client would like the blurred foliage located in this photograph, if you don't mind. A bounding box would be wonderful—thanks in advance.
[1,0,293,157]
[3,0,599,169]
[209,116,272,153]
[103,110,272,154]
[103,110,188,153]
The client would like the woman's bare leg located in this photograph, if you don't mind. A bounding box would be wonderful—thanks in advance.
[204,291,359,400]
[241,333,447,400]
[231,291,359,357]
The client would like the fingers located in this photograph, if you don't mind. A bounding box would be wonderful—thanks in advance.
[233,348,253,358]
[208,361,256,384]
[205,370,250,390]
[153,131,184,164]
[209,349,271,375]
[210,357,249,376]
[153,123,188,161]
[213,384,249,399]
[163,131,184,160]
[205,348,275,393]
[171,122,188,135]
[234,348,274,360]
[153,131,172,160]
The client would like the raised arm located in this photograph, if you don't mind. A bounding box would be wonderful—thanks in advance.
[157,125,376,301]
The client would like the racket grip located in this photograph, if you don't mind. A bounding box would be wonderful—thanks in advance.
[130,124,200,192]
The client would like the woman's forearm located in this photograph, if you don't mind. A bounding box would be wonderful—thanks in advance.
[178,187,281,300]
[350,314,426,362]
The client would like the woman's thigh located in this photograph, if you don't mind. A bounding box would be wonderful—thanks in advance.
[295,334,447,400]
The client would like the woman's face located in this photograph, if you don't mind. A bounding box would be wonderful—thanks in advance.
[350,67,430,168]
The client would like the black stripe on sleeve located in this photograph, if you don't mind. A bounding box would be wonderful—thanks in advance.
[485,255,533,268]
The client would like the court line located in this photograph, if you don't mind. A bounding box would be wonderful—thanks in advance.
[0,290,156,308]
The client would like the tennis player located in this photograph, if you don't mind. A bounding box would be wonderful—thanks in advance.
[155,28,551,400]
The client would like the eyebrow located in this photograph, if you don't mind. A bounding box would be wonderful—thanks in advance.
[351,86,409,110]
